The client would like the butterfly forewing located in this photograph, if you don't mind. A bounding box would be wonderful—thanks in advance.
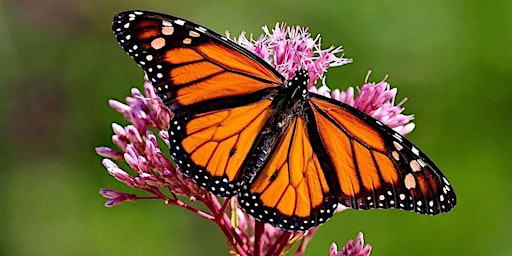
[112,11,283,110]
[113,11,284,196]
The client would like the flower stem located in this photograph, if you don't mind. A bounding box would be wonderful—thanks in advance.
[268,231,294,256]
[204,194,250,255]
[254,221,264,256]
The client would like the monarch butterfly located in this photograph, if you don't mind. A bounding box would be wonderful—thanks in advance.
[112,10,456,231]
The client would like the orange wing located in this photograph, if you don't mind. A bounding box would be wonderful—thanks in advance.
[169,99,273,195]
[113,11,283,111]
[238,116,338,231]
[308,95,456,215]
[112,11,284,195]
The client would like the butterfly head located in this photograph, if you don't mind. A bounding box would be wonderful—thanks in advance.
[283,69,310,101]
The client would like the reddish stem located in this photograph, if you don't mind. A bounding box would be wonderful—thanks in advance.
[204,194,250,255]
[267,231,294,256]
[254,221,264,256]
[144,187,215,221]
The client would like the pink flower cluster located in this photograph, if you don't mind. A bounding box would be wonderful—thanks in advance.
[329,232,372,256]
[229,23,414,135]
[309,72,415,135]
[228,23,352,87]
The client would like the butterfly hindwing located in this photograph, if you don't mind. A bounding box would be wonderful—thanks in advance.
[169,99,273,196]
[238,115,338,231]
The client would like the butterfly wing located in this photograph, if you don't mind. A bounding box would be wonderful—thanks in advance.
[238,115,339,231]
[112,11,284,196]
[308,94,456,215]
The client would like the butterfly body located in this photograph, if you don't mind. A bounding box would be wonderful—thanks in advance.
[242,70,311,180]
[112,10,456,231]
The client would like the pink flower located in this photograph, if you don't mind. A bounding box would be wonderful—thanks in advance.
[329,232,372,256]
[99,189,137,207]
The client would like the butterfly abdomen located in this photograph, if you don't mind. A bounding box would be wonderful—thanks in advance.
[241,70,311,183]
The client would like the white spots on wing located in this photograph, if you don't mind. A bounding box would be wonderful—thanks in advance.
[162,20,173,27]
[134,11,143,15]
[393,133,403,142]
[124,23,130,29]
[443,185,451,194]
[417,159,426,168]
[196,26,207,33]
[146,55,153,61]
[411,146,420,156]
[174,19,186,26]
[151,37,166,50]
[183,38,192,44]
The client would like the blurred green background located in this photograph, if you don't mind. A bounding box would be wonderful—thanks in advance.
[1,0,510,255]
